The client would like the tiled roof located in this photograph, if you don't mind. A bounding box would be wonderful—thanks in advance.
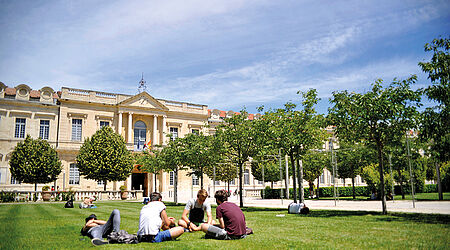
[5,88,16,95]
[30,90,40,98]
[220,111,226,117]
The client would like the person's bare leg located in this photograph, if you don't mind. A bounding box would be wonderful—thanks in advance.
[169,226,185,239]
[178,219,188,229]
[201,223,210,233]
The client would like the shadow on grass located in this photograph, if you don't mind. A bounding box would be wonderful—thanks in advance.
[304,210,450,225]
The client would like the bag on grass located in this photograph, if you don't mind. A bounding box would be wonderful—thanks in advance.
[107,230,138,244]
[64,200,74,208]
[288,202,309,214]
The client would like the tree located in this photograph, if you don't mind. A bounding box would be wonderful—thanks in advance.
[159,138,185,205]
[251,157,284,188]
[418,37,450,200]
[204,161,238,193]
[134,149,163,192]
[76,126,133,191]
[178,133,217,189]
[337,142,375,199]
[302,151,330,199]
[215,110,258,207]
[360,163,393,199]
[329,76,422,214]
[261,89,327,203]
[9,135,62,192]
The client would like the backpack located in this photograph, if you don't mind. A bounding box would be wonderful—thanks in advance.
[64,200,74,208]
[107,230,139,244]
[288,202,309,214]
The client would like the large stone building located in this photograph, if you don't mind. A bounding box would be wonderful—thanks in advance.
[0,82,364,200]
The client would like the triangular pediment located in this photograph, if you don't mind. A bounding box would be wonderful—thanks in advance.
[119,92,168,111]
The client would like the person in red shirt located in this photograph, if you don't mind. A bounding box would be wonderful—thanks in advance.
[201,190,246,240]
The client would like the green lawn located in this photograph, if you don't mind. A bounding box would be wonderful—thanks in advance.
[0,201,449,249]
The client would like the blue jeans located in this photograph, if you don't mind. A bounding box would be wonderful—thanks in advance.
[138,230,172,243]
[88,209,120,239]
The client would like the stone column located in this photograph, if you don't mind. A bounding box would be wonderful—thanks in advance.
[153,115,158,146]
[117,112,122,136]
[162,115,167,145]
[128,112,133,143]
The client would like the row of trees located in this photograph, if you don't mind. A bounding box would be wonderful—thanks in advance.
[9,37,448,215]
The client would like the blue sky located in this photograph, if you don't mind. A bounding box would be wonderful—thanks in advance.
[0,0,449,114]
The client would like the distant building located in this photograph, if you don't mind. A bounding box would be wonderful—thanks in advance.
[0,81,365,200]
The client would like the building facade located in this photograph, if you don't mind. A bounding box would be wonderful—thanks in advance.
[0,83,364,200]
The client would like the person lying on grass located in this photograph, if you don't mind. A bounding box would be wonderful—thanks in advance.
[178,189,213,232]
[80,209,120,246]
[201,190,247,240]
[137,192,184,243]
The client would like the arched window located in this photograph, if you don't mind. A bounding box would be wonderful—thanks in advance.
[134,121,147,151]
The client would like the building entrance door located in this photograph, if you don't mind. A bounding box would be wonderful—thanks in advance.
[131,173,148,197]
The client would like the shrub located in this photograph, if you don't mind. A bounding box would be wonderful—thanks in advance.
[423,184,437,193]
[42,185,50,191]
[0,191,16,202]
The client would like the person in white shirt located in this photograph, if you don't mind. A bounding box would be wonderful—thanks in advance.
[137,192,184,243]
[178,189,213,231]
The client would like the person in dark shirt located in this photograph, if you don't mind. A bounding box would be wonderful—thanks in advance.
[201,190,246,240]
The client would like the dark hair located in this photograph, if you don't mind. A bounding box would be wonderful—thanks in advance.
[85,214,97,223]
[300,207,310,215]
[150,192,162,202]
[214,190,229,203]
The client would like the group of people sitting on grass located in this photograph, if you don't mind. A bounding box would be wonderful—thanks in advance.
[81,189,249,246]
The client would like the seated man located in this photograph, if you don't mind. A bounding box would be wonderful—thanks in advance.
[79,197,96,209]
[201,190,246,240]
[80,209,121,246]
[178,189,213,231]
[137,192,184,243]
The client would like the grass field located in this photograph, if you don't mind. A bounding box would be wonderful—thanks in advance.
[0,201,449,249]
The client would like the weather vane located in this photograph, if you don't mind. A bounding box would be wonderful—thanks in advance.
[138,73,147,93]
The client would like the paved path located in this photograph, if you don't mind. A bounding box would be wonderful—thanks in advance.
[166,196,450,215]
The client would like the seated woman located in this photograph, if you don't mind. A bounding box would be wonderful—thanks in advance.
[80,209,121,246]
[79,197,97,209]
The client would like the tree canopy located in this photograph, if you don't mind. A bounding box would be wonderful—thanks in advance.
[9,135,62,191]
[76,126,133,191]
[328,76,422,214]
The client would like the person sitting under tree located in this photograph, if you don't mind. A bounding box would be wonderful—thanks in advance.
[201,190,247,240]
[80,209,121,246]
[137,192,184,243]
[178,189,213,232]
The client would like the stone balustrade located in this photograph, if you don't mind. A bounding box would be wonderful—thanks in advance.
[0,190,143,202]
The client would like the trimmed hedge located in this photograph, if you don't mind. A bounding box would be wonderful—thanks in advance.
[262,186,370,199]
[262,184,438,199]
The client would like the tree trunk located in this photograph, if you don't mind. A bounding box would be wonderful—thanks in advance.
[398,169,405,199]
[317,178,320,199]
[435,162,443,200]
[296,158,304,203]
[174,168,178,205]
[290,154,297,203]
[376,141,387,215]
[271,181,274,189]
[104,181,107,191]
[227,181,230,194]
[154,172,157,192]
[200,167,204,189]
[239,162,244,208]
[35,183,37,192]
[352,177,356,199]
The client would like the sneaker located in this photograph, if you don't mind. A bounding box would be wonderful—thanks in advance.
[92,238,109,246]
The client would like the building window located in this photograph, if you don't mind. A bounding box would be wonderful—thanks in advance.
[192,129,199,135]
[98,180,104,186]
[169,171,174,186]
[170,127,178,141]
[69,163,80,185]
[14,118,26,138]
[100,121,109,128]
[320,173,325,184]
[11,176,21,184]
[215,180,220,185]
[192,174,199,186]
[39,120,50,140]
[258,180,263,185]
[230,179,235,185]
[244,169,250,185]
[134,121,147,151]
[72,119,82,141]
